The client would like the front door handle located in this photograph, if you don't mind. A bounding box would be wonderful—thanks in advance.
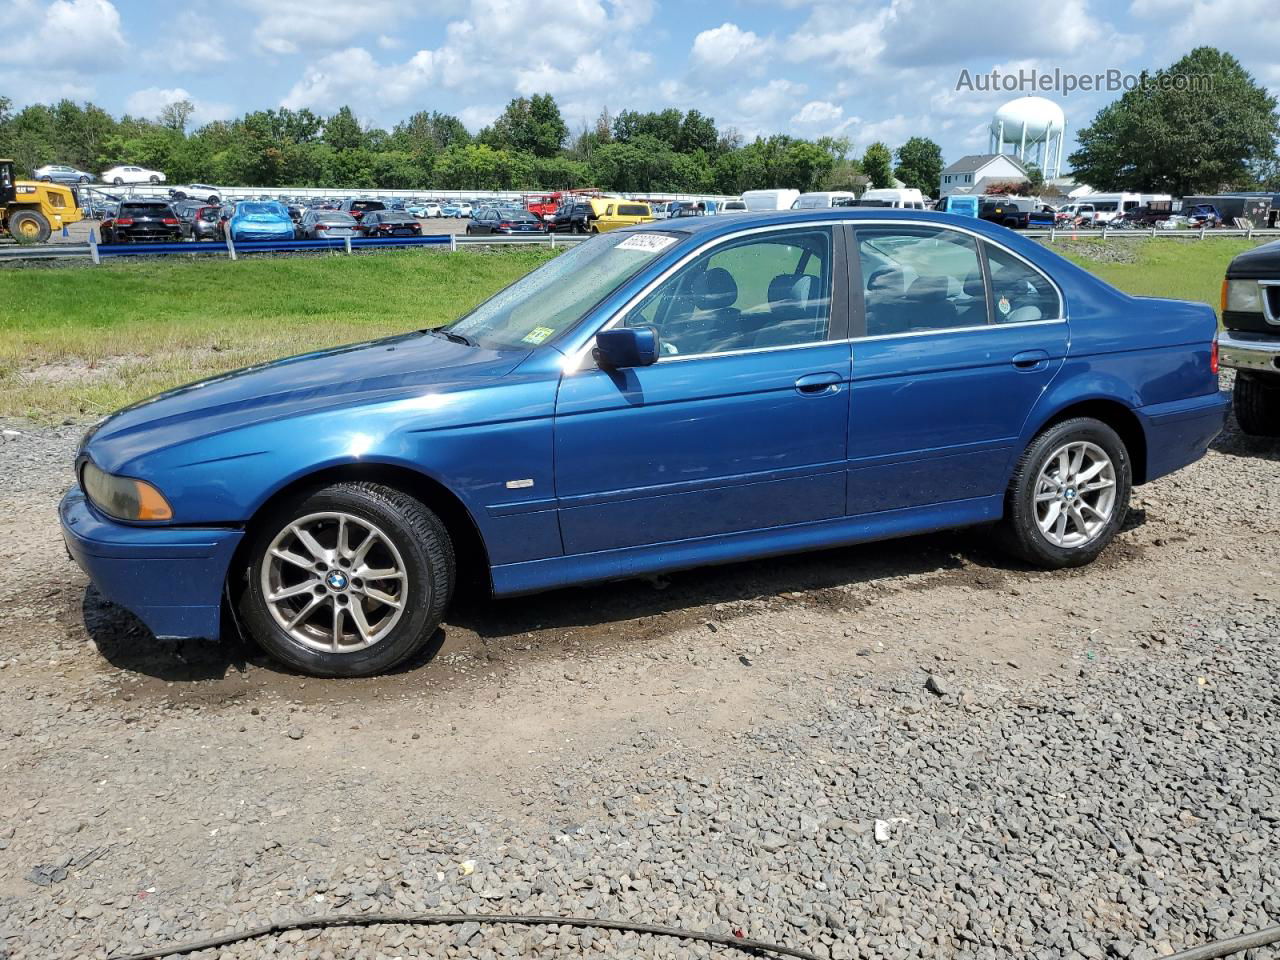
[1011,349,1049,370]
[795,371,842,395]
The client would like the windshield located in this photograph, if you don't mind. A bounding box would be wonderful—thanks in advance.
[444,231,684,350]
[238,202,285,217]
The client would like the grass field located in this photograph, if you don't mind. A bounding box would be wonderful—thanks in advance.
[0,249,554,420]
[0,237,1258,421]
[1054,236,1256,305]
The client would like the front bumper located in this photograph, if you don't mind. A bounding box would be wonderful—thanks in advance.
[1219,329,1280,375]
[59,487,243,640]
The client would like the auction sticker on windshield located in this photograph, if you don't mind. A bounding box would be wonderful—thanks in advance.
[521,326,555,345]
[617,234,677,252]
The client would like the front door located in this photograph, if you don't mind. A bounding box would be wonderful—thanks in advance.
[554,225,851,554]
[847,224,1068,513]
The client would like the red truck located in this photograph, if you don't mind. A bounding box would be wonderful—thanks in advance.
[524,188,603,222]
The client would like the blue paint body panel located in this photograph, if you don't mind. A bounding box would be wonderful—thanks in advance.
[61,209,1227,642]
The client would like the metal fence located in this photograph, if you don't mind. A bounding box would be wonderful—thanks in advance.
[0,232,587,263]
[1031,226,1280,241]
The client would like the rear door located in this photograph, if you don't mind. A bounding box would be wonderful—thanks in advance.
[846,223,1067,514]
[554,224,852,553]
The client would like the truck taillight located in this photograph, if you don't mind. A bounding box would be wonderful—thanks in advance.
[1210,337,1219,375]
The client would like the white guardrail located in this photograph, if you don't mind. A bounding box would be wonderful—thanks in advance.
[0,232,587,263]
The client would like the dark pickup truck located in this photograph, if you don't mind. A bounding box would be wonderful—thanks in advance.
[979,198,1055,229]
[1220,239,1280,435]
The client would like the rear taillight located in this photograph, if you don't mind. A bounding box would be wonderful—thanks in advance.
[315,223,328,230]
[1220,278,1228,315]
[499,221,511,229]
[1210,337,1220,375]
[115,218,134,225]
[162,218,179,225]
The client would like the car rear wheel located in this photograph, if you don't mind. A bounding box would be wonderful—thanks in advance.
[78,175,90,184]
[112,177,123,185]
[1233,371,1280,437]
[238,482,455,677]
[998,417,1131,569]
[149,175,160,184]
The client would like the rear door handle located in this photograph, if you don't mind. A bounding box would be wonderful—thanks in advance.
[795,371,842,395]
[1011,349,1049,370]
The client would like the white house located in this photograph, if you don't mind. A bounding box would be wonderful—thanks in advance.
[939,154,1029,197]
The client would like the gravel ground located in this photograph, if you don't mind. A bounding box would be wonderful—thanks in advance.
[0,391,1278,960]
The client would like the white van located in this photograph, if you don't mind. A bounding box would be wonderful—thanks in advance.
[741,189,801,211]
[854,188,927,209]
[720,198,749,215]
[791,191,858,210]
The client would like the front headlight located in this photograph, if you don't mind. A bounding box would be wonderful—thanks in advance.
[1224,279,1263,313]
[81,462,172,521]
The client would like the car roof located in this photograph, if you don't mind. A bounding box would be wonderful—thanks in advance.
[627,207,1009,238]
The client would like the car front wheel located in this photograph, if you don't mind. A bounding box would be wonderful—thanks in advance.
[1233,372,1280,437]
[238,482,455,677]
[999,417,1131,569]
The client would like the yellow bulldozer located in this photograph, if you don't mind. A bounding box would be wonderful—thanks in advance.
[1,158,84,242]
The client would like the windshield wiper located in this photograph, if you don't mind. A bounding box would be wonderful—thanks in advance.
[428,328,474,347]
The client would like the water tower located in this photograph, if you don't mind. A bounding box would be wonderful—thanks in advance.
[988,96,1066,179]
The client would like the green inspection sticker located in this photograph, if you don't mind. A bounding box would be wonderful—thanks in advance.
[521,326,555,344]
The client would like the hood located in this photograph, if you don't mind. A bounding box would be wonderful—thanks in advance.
[84,331,529,471]
[1227,239,1280,279]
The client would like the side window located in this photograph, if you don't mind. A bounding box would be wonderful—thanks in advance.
[984,243,1061,323]
[625,228,834,357]
[857,227,988,336]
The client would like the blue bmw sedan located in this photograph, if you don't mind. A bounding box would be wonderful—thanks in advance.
[61,210,1228,676]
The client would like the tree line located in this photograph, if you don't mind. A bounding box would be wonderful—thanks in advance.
[0,90,945,196]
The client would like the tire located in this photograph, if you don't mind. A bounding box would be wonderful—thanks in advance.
[39,176,52,182]
[238,482,455,677]
[79,175,90,184]
[100,229,112,245]
[113,177,123,185]
[8,208,51,243]
[1233,372,1280,437]
[149,175,160,184]
[998,417,1132,569]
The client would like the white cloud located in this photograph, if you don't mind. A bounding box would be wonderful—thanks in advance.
[280,47,438,112]
[691,22,772,71]
[792,100,843,125]
[5,0,127,67]
[236,0,421,55]
[124,87,233,126]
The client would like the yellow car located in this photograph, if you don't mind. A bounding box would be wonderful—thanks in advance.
[589,198,654,233]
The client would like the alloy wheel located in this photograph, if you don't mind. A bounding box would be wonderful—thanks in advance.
[1033,441,1117,548]
[260,511,408,654]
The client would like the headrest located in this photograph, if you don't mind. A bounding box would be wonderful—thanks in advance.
[768,273,817,306]
[691,267,738,311]
[963,271,985,298]
[907,274,951,303]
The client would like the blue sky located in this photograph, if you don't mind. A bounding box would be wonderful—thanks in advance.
[3,0,1277,165]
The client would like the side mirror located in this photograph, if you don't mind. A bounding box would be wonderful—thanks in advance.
[594,326,659,370]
